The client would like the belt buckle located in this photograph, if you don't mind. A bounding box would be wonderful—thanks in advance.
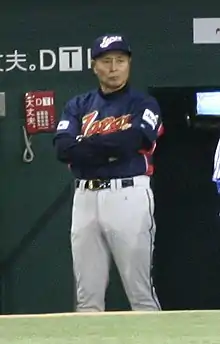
[88,179,101,190]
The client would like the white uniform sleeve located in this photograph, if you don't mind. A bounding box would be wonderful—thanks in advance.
[212,139,220,182]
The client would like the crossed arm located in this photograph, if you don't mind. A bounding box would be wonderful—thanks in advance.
[53,98,164,167]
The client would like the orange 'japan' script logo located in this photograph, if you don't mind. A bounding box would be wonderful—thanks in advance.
[81,111,131,137]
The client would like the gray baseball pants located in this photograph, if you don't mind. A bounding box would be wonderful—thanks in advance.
[70,175,161,312]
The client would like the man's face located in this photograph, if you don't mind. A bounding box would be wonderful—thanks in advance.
[93,51,131,92]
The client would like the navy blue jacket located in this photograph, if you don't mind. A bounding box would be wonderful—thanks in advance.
[53,84,164,179]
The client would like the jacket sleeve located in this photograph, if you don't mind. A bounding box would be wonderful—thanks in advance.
[212,139,220,193]
[85,96,164,158]
[53,98,108,167]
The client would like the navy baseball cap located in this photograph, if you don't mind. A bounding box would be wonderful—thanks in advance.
[91,34,131,59]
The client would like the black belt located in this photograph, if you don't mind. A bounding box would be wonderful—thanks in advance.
[75,178,134,191]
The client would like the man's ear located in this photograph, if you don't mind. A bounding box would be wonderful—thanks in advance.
[91,59,97,74]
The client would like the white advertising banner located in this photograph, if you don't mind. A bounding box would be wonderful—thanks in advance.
[193,18,220,44]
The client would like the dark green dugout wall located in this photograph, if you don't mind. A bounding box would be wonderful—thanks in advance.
[1,0,220,314]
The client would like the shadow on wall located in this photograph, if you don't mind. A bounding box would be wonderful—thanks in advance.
[151,87,220,310]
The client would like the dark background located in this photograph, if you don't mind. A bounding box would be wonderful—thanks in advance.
[0,1,220,314]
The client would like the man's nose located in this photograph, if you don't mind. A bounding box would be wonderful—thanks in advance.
[110,60,117,71]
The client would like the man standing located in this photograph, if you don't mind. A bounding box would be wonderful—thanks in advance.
[53,34,164,312]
